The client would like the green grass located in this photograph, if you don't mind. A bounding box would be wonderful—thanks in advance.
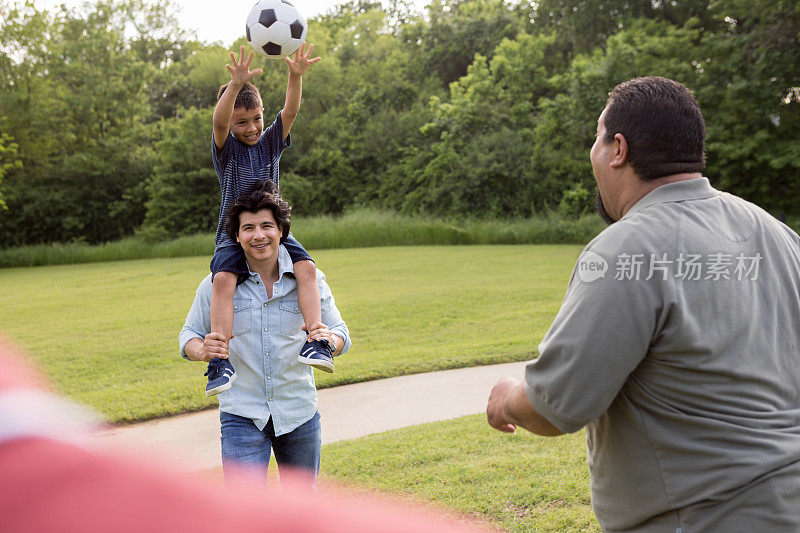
[0,245,581,423]
[0,233,214,268]
[2,209,796,270]
[293,210,605,249]
[321,414,600,532]
[0,211,603,268]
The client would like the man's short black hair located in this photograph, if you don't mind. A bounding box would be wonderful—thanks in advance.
[217,82,262,110]
[603,76,706,181]
[225,180,291,243]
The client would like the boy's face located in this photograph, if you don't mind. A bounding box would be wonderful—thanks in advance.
[230,105,264,146]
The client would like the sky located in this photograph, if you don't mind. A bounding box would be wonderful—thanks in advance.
[33,0,425,46]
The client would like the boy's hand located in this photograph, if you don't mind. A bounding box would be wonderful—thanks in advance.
[285,42,321,77]
[226,45,263,87]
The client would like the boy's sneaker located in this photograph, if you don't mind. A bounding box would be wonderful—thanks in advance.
[298,339,335,373]
[205,358,237,396]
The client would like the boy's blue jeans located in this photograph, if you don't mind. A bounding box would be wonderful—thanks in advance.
[220,411,321,489]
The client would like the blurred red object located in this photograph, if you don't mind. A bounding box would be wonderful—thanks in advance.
[0,335,488,533]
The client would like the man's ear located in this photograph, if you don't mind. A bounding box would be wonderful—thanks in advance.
[610,133,629,168]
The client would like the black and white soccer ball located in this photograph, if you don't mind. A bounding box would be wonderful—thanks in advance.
[246,0,308,59]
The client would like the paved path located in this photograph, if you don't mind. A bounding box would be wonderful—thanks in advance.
[94,361,528,472]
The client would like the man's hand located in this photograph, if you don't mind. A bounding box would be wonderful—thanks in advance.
[303,321,332,343]
[302,321,343,356]
[202,332,231,362]
[227,46,263,87]
[284,42,321,77]
[487,377,566,437]
[487,377,521,433]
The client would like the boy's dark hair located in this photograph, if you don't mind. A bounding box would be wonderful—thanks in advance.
[217,82,262,110]
[603,76,705,181]
[225,181,291,243]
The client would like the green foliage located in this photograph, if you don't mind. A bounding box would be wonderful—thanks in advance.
[0,209,605,267]
[0,133,22,209]
[140,106,219,240]
[1,0,798,248]
[0,233,214,268]
[522,0,721,58]
[0,0,158,245]
[415,0,527,86]
[697,0,800,214]
[559,183,593,217]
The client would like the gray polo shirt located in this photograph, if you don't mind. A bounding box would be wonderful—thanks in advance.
[526,178,800,531]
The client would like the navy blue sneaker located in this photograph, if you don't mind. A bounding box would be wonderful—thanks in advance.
[205,358,236,396]
[298,339,335,373]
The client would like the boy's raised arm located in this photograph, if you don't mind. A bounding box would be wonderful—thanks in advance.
[213,46,263,150]
[281,42,321,140]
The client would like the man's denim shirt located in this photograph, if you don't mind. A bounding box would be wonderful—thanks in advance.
[179,245,351,436]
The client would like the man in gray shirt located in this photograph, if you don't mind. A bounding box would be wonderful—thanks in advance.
[487,76,800,531]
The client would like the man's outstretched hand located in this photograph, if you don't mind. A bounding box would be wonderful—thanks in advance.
[486,377,565,437]
[487,377,521,433]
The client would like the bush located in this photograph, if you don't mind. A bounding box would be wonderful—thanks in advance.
[0,210,605,268]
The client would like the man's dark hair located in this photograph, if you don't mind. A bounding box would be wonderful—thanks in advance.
[225,181,291,243]
[217,82,262,110]
[603,76,705,181]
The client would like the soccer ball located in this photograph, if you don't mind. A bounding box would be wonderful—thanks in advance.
[246,0,307,59]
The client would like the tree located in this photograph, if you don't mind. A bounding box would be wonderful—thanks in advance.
[522,0,721,58]
[140,107,219,240]
[0,0,158,245]
[381,18,706,217]
[0,134,22,210]
[281,5,442,214]
[413,0,526,87]
[697,0,800,214]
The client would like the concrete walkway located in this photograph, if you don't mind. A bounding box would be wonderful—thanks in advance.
[94,361,528,473]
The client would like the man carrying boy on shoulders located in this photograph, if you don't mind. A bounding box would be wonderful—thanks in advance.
[180,186,351,486]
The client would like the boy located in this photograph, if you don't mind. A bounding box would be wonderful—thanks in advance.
[204,44,330,396]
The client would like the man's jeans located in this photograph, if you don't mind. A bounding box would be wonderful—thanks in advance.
[220,411,321,488]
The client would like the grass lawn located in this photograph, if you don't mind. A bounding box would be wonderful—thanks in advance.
[321,414,599,532]
[0,245,582,423]
[197,414,599,531]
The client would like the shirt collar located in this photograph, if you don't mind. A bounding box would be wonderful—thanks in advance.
[245,244,294,282]
[623,177,718,219]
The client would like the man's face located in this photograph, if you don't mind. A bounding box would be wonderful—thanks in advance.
[230,106,264,146]
[590,107,618,225]
[236,208,281,265]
